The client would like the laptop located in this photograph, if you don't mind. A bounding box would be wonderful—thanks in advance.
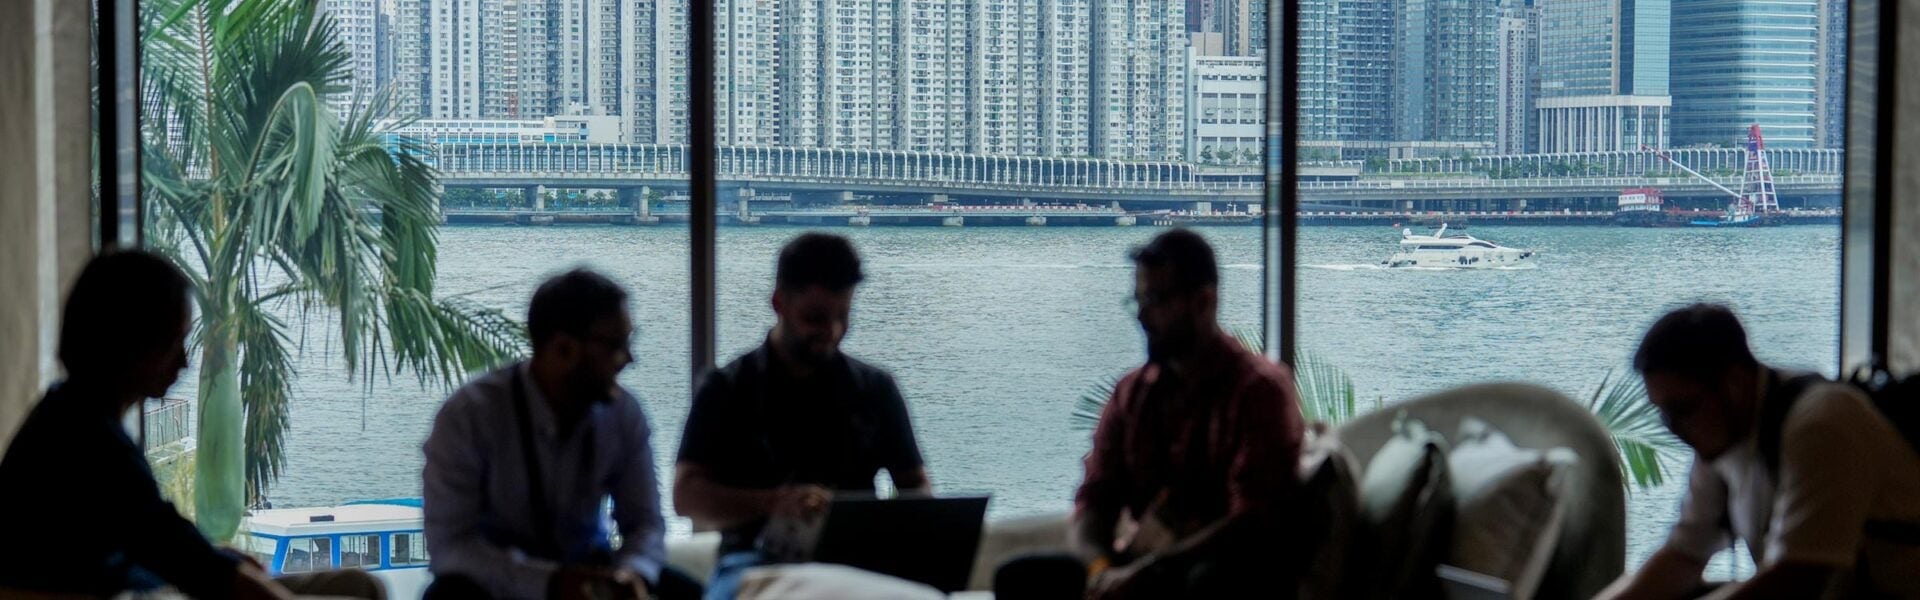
[759,494,991,593]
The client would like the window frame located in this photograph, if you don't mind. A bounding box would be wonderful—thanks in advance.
[99,0,1893,462]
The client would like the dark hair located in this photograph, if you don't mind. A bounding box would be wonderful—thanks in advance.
[527,269,630,349]
[59,250,193,376]
[776,233,865,292]
[1128,228,1219,294]
[1633,303,1760,381]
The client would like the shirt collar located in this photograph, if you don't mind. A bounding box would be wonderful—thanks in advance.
[517,361,604,439]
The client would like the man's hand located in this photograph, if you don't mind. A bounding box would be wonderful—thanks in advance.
[771,484,832,520]
[230,563,295,600]
[612,568,653,600]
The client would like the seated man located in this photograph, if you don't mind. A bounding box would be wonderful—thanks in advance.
[423,269,695,600]
[1070,229,1305,599]
[0,250,382,600]
[674,233,930,600]
[1595,304,1920,600]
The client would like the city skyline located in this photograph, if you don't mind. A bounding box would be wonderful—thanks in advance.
[342,0,1843,163]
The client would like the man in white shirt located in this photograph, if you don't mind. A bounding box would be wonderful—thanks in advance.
[1596,304,1920,600]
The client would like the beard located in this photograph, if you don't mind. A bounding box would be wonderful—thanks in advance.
[565,363,619,405]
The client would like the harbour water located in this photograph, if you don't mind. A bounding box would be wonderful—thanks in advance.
[168,223,1839,569]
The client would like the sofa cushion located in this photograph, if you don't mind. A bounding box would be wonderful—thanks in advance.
[1447,418,1576,600]
[736,563,945,600]
[1295,423,1364,599]
[1358,413,1455,600]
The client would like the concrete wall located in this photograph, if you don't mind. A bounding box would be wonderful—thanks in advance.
[0,0,93,446]
[1892,3,1920,374]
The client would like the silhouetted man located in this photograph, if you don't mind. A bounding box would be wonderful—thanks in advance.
[424,269,695,600]
[674,233,930,600]
[1070,229,1305,598]
[0,250,383,600]
[1595,304,1920,600]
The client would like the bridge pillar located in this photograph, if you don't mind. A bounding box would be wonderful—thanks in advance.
[525,186,544,211]
[623,187,659,225]
[1402,200,1415,212]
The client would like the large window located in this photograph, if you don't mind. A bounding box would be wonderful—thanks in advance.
[121,0,1865,581]
[1284,0,1848,571]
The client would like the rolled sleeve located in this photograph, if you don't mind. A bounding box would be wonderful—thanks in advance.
[612,399,667,585]
[1666,460,1733,562]
[1765,389,1877,568]
[423,387,559,600]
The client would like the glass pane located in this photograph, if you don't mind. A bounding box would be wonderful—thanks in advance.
[339,534,380,569]
[1292,0,1844,576]
[708,0,1268,522]
[137,0,691,537]
[389,532,429,567]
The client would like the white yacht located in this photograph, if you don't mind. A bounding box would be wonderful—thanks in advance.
[238,499,430,599]
[1381,224,1535,269]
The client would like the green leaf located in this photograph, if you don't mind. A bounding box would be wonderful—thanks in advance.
[1585,369,1688,490]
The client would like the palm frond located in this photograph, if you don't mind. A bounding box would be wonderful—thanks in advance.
[1585,369,1687,490]
[234,296,296,505]
[1295,351,1367,424]
[1072,376,1119,432]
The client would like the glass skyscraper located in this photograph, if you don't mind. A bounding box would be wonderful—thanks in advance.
[1536,0,1671,153]
[1670,0,1819,148]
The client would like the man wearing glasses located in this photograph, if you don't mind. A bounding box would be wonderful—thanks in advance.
[1069,229,1305,598]
[1596,304,1920,599]
[423,269,696,600]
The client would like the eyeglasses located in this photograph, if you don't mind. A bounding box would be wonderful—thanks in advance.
[1123,291,1174,312]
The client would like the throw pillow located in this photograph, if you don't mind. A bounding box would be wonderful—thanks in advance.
[1358,412,1455,600]
[1446,418,1577,600]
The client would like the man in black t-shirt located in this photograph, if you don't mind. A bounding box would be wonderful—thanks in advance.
[675,233,929,600]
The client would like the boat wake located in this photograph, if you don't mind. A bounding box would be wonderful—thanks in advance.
[1308,263,1539,272]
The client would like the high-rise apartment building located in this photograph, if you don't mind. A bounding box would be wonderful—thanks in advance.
[1296,0,1340,141]
[1337,0,1396,143]
[1396,0,1499,143]
[1187,0,1254,56]
[397,0,636,123]
[1495,6,1535,154]
[396,0,1186,158]
[321,0,381,116]
[1671,0,1818,148]
[1817,0,1846,149]
[972,0,1047,156]
[1039,0,1093,157]
[1536,0,1670,153]
[900,0,972,152]
[1091,0,1188,160]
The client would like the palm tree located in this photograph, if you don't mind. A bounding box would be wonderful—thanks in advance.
[141,0,525,540]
